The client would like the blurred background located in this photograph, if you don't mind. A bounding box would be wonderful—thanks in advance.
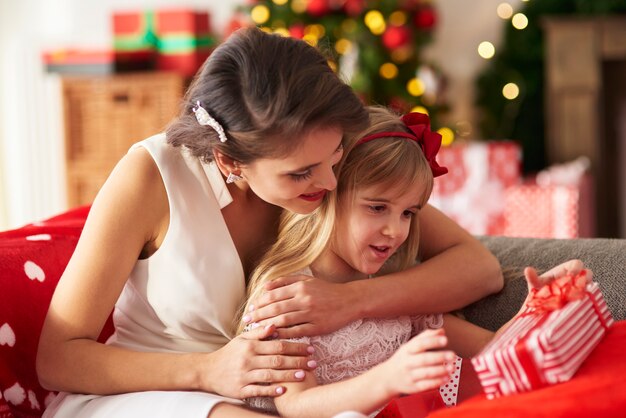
[0,0,624,239]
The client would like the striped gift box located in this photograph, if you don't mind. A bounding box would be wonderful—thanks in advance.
[471,282,613,399]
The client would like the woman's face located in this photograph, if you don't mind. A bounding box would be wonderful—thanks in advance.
[330,183,424,276]
[241,126,344,214]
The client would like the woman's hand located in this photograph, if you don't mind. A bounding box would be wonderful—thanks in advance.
[244,275,361,339]
[376,328,455,398]
[202,324,316,399]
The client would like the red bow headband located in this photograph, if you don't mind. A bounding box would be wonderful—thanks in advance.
[356,112,448,178]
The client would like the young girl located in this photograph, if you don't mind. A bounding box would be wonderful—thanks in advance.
[240,107,589,418]
[38,28,501,418]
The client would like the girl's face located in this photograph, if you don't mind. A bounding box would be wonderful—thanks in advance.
[329,183,425,278]
[241,126,344,214]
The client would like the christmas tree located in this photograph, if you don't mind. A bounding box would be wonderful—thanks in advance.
[240,0,452,140]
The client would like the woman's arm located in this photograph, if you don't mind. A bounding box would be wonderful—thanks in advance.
[273,329,454,418]
[247,204,503,338]
[36,148,312,398]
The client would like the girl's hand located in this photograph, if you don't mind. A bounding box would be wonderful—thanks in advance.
[522,259,593,306]
[203,324,315,399]
[524,259,592,291]
[377,329,455,398]
[245,275,360,339]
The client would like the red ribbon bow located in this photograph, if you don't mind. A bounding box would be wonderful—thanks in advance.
[525,271,588,314]
[401,113,448,178]
[356,112,449,178]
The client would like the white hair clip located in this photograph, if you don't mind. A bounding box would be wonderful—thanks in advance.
[193,101,228,143]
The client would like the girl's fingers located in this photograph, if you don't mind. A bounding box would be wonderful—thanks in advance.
[406,329,447,353]
[524,266,541,289]
[407,351,456,368]
[409,365,450,381]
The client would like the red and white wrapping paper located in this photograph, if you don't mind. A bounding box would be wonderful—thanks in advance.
[471,277,613,399]
[429,141,521,235]
[504,172,595,239]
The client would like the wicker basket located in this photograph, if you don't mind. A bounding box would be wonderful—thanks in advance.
[62,72,183,207]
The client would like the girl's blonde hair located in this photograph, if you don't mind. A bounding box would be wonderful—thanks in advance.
[236,106,434,333]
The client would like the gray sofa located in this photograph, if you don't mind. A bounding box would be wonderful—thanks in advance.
[462,236,626,331]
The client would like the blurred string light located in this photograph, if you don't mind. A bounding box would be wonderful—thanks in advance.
[272,0,288,5]
[364,10,386,35]
[437,127,455,146]
[251,5,270,24]
[379,62,399,79]
[411,105,429,115]
[497,3,514,19]
[406,78,425,97]
[335,38,353,55]
[478,41,495,59]
[512,13,529,29]
[291,0,307,13]
[502,82,520,100]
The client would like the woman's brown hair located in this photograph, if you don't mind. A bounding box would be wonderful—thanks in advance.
[166,27,368,164]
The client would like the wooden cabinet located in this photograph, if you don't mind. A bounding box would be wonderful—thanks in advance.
[62,72,184,207]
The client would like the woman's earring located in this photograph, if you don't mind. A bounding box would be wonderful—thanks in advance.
[226,172,244,184]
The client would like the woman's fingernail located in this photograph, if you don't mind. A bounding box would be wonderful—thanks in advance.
[295,370,305,379]
[248,304,255,312]
[307,346,315,354]
[243,315,251,323]
[439,337,447,345]
[264,324,273,331]
[307,360,317,368]
[276,386,284,395]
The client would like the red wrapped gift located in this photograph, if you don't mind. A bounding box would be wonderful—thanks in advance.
[154,9,216,77]
[429,141,521,235]
[111,11,157,71]
[471,273,613,399]
[503,173,595,239]
[376,389,445,418]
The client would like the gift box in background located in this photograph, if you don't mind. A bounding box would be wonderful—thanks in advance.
[429,141,522,235]
[111,11,157,71]
[503,158,595,239]
[154,9,216,77]
[471,274,613,399]
[42,49,116,75]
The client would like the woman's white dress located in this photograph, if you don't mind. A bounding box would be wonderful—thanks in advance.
[44,134,246,417]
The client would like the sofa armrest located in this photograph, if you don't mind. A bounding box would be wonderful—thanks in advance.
[461,236,626,331]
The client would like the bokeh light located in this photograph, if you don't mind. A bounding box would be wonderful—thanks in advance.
[478,41,495,59]
[512,13,529,30]
[502,82,520,100]
[496,3,513,19]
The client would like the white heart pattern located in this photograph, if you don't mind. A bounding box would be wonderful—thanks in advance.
[26,234,52,241]
[0,323,16,347]
[3,382,26,406]
[28,390,40,410]
[24,260,45,282]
